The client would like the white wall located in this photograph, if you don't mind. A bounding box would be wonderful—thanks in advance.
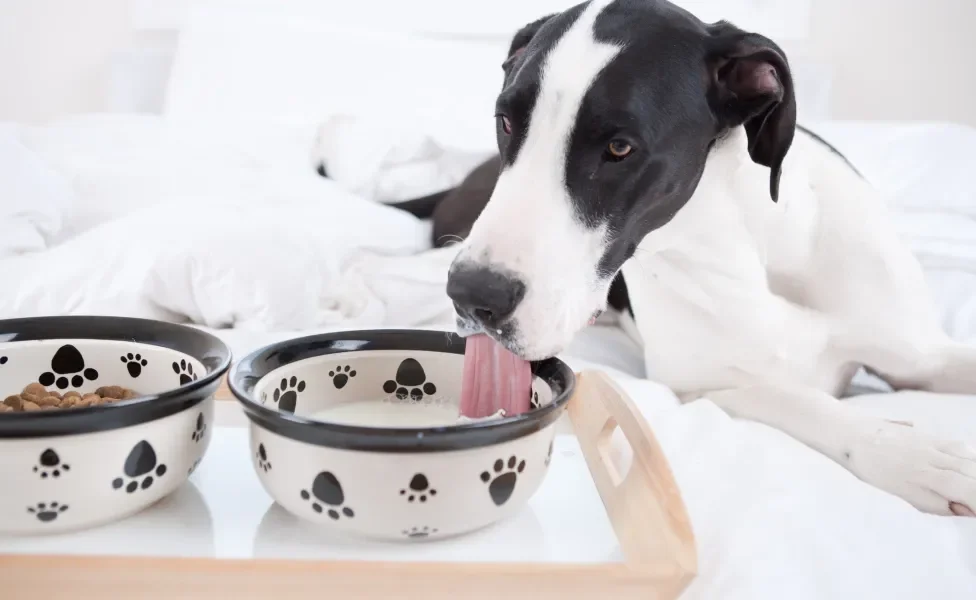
[0,0,133,123]
[810,0,976,125]
[1,0,974,126]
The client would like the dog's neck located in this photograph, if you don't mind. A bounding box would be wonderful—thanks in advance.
[637,127,779,263]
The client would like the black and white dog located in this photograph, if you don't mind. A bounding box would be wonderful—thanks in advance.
[438,0,976,517]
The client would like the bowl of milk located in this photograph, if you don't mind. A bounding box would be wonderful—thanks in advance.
[228,329,574,541]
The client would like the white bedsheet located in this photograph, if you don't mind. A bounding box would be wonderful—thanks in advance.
[2,114,976,597]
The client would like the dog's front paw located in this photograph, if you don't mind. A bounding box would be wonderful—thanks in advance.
[846,421,976,517]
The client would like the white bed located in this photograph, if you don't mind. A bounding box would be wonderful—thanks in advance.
[3,1,976,597]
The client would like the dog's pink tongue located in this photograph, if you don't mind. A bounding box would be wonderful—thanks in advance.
[460,334,532,418]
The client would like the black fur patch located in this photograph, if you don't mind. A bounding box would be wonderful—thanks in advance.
[797,124,863,178]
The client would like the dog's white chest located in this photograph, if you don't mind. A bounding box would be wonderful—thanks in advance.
[620,248,852,397]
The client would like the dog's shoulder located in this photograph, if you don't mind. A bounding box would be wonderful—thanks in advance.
[796,125,863,177]
[704,125,869,218]
[788,127,864,183]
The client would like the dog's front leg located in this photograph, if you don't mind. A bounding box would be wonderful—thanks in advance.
[828,325,976,394]
[869,341,976,395]
[703,385,976,517]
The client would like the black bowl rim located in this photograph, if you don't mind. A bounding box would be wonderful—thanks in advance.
[229,329,576,453]
[0,316,232,438]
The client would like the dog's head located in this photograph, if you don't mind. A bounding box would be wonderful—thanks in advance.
[447,0,796,359]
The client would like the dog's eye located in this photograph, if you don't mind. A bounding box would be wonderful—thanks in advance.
[498,116,512,135]
[607,140,633,159]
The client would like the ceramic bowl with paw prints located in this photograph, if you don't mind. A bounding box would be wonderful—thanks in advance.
[229,329,574,541]
[0,316,231,534]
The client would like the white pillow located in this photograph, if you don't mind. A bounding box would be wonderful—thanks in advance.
[810,121,976,217]
[163,5,508,152]
[163,2,834,149]
[16,114,325,243]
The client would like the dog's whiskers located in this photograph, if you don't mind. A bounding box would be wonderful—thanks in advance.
[436,234,465,247]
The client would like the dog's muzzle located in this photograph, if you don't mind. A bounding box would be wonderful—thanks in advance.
[446,263,527,334]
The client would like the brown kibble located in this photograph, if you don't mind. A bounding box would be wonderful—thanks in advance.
[33,395,61,408]
[95,386,126,400]
[23,382,47,397]
[2,385,138,413]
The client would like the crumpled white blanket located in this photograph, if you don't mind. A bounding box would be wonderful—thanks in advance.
[0,114,467,330]
[610,371,976,600]
[0,125,74,257]
[309,114,490,204]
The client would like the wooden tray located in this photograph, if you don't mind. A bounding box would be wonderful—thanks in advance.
[0,370,696,599]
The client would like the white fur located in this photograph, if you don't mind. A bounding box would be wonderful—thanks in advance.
[463,0,976,516]
[457,0,621,359]
[620,128,976,516]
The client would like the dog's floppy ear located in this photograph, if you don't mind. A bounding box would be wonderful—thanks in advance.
[707,22,796,202]
[503,14,557,73]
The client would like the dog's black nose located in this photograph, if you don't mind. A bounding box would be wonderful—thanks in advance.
[447,265,526,327]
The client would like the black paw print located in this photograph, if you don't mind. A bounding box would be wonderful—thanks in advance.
[399,473,437,503]
[480,456,525,506]
[121,353,148,378]
[329,365,356,389]
[383,358,436,401]
[27,502,68,523]
[300,471,355,520]
[172,359,198,385]
[545,440,554,468]
[38,344,98,390]
[402,526,438,539]
[529,389,541,410]
[273,376,305,413]
[191,412,207,442]
[256,443,272,472]
[33,448,70,479]
[0,356,7,365]
[112,440,167,493]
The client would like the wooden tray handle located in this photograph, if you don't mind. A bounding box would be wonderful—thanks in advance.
[566,370,697,583]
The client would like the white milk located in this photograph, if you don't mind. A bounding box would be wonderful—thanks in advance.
[311,400,460,428]
[310,401,508,428]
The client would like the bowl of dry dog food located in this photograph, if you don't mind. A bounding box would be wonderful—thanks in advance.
[0,316,231,534]
[229,329,575,541]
